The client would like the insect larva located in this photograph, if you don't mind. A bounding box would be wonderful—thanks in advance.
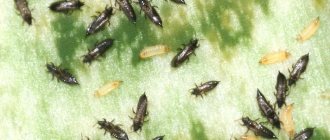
[239,135,259,140]
[139,45,170,59]
[296,17,320,42]
[280,104,295,139]
[259,51,291,65]
[94,81,122,97]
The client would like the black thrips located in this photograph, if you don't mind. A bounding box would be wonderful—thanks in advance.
[131,93,148,132]
[46,62,79,85]
[138,0,163,27]
[86,7,113,36]
[116,0,136,23]
[49,0,84,13]
[275,71,289,108]
[14,0,32,25]
[241,116,277,139]
[293,127,314,140]
[97,119,129,140]
[171,39,199,67]
[82,39,114,64]
[288,53,309,86]
[257,89,281,129]
[191,81,219,97]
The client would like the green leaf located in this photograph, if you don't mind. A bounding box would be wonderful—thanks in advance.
[1,0,329,139]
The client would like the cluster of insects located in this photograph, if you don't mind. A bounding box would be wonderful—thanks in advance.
[15,0,188,27]
[238,53,313,140]
[96,93,165,140]
[13,0,322,139]
[240,17,320,139]
[259,16,320,66]
[13,0,195,86]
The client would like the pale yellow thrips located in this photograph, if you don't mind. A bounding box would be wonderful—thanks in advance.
[94,80,123,97]
[139,45,170,59]
[239,135,259,140]
[297,17,320,42]
[259,51,291,65]
[280,104,295,139]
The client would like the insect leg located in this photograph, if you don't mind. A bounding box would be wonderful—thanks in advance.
[132,107,136,114]
[273,102,277,110]
[244,128,250,134]
[288,68,291,75]
[176,48,183,51]
[253,118,260,122]
[259,121,268,125]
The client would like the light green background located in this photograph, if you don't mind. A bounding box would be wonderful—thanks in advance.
[0,0,329,139]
